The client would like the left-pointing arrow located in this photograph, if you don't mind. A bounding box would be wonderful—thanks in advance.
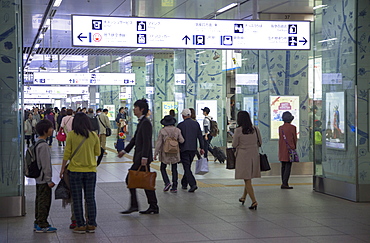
[299,37,307,45]
[78,33,87,42]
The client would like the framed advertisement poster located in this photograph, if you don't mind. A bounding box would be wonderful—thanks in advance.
[325,92,345,150]
[196,100,218,131]
[103,105,116,121]
[243,96,254,124]
[270,96,300,139]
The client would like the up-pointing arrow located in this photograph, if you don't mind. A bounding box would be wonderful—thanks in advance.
[182,35,190,45]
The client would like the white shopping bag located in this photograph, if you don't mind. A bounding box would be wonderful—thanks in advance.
[195,157,209,175]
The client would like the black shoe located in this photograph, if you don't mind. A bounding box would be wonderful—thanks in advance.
[188,186,198,192]
[181,186,187,190]
[120,207,139,214]
[139,206,159,214]
[281,185,293,189]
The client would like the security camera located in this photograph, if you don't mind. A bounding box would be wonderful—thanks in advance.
[49,57,53,62]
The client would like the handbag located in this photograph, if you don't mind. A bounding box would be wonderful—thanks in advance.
[282,129,299,162]
[56,128,66,142]
[127,165,156,190]
[195,157,209,175]
[55,178,70,200]
[226,148,236,169]
[255,128,271,171]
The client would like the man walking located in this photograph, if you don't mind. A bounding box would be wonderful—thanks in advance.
[202,107,213,160]
[98,108,111,155]
[118,99,159,214]
[177,109,205,192]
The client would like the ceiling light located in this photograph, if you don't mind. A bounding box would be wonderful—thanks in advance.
[318,38,337,43]
[53,0,63,7]
[216,3,238,13]
[313,5,327,10]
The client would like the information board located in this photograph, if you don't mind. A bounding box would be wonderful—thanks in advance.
[72,15,310,50]
[32,73,135,85]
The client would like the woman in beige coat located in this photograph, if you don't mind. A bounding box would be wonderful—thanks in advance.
[154,115,185,193]
[232,111,262,210]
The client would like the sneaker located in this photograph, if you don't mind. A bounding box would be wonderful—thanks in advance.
[35,225,57,233]
[33,223,37,231]
[73,225,86,234]
[69,220,77,229]
[170,189,177,193]
[86,225,96,233]
[163,183,171,192]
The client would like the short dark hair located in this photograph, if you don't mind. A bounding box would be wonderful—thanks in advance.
[103,108,108,113]
[119,107,124,112]
[66,109,73,115]
[88,108,94,114]
[96,108,102,113]
[72,112,92,138]
[282,111,294,123]
[35,119,53,136]
[134,99,149,116]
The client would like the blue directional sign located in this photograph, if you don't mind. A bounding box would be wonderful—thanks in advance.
[72,15,311,50]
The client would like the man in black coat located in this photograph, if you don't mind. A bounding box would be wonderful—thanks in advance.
[118,99,158,214]
[177,108,205,192]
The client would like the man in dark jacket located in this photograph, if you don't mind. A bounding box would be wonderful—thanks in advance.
[118,99,158,214]
[177,109,205,192]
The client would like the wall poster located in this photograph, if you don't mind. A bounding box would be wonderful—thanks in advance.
[325,92,345,150]
[103,105,115,121]
[196,100,218,131]
[162,101,178,119]
[270,96,300,139]
[243,96,254,125]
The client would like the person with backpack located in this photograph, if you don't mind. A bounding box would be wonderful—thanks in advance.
[86,108,100,134]
[32,119,57,233]
[202,107,214,160]
[154,115,184,193]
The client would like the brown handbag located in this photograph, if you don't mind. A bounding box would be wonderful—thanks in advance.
[127,165,157,190]
[226,148,236,169]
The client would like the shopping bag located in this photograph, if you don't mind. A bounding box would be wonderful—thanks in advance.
[260,153,271,171]
[195,157,209,175]
[127,165,156,190]
[55,178,70,200]
[226,148,236,169]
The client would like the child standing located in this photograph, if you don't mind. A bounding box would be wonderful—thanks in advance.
[154,115,184,193]
[34,119,57,233]
[115,118,127,152]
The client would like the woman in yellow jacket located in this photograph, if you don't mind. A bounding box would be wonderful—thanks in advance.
[60,112,101,234]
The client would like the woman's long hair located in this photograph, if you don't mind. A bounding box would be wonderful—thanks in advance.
[237,111,254,134]
[72,112,92,138]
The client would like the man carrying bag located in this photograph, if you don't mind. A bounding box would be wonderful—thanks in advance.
[118,99,159,215]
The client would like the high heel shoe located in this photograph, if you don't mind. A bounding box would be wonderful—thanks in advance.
[239,198,245,205]
[248,202,258,210]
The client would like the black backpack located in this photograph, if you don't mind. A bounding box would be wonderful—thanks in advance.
[90,116,100,132]
[206,117,219,137]
[24,140,46,178]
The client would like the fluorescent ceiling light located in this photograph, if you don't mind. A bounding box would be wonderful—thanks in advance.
[216,3,238,13]
[44,19,51,27]
[318,38,337,43]
[313,5,327,10]
[53,0,62,7]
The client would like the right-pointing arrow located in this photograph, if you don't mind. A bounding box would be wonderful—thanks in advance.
[299,37,307,45]
[182,35,190,45]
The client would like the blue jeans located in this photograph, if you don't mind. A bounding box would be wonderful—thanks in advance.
[69,171,97,227]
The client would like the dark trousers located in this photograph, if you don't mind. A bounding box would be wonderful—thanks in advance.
[46,136,53,145]
[69,172,97,227]
[160,162,178,189]
[125,164,158,208]
[25,134,35,147]
[203,135,213,159]
[281,161,293,186]
[180,150,197,188]
[34,183,52,228]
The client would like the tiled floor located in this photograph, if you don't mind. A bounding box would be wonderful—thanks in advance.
[2,137,370,242]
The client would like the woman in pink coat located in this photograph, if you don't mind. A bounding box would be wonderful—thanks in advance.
[232,111,261,210]
[278,111,298,189]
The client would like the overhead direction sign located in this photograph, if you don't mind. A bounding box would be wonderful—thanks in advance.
[31,73,135,85]
[72,15,311,50]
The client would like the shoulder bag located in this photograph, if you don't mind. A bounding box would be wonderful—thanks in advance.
[69,137,87,161]
[255,128,271,171]
[282,129,299,162]
[98,116,112,137]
